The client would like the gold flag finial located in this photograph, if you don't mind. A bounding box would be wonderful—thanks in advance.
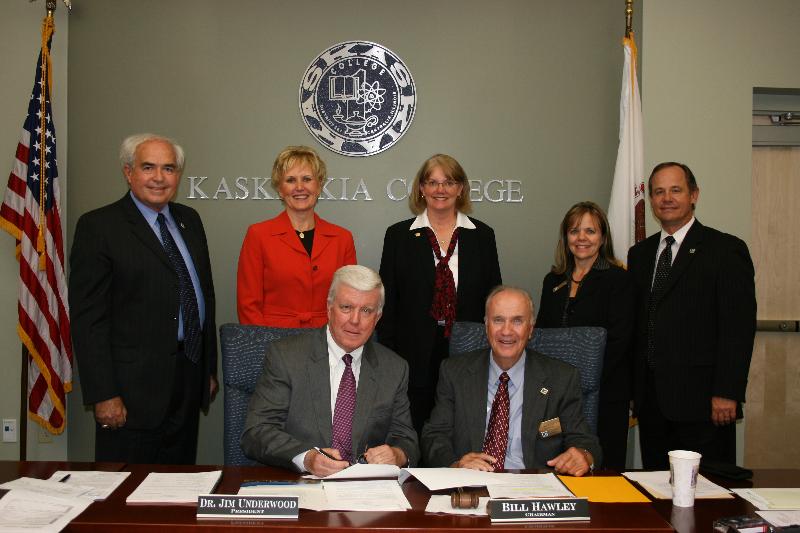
[625,0,633,38]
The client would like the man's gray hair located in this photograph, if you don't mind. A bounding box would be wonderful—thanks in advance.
[327,265,385,311]
[119,133,185,172]
[484,285,535,320]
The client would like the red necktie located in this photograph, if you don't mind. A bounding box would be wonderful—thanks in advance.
[482,372,510,470]
[331,354,356,463]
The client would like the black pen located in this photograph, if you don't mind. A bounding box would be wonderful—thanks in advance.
[313,447,347,463]
[58,474,71,483]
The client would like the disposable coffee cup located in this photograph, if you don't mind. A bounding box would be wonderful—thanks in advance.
[668,450,701,507]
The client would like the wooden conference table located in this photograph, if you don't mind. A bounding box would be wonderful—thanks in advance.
[0,461,796,532]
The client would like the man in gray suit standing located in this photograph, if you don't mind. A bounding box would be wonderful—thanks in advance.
[422,286,600,476]
[241,265,419,477]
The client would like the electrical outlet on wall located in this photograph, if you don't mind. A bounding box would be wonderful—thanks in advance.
[2,419,17,443]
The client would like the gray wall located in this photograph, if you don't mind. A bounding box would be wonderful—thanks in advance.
[0,3,69,461]
[66,0,625,464]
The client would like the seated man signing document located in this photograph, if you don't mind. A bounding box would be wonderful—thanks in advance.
[422,286,601,476]
[241,265,419,476]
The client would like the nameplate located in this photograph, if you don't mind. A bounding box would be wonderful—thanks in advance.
[196,494,299,520]
[488,497,589,522]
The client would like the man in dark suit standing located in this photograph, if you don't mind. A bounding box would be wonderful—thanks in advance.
[628,162,756,469]
[421,286,600,476]
[70,133,217,464]
[241,265,419,477]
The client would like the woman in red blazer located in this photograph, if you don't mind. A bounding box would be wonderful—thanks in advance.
[237,146,356,328]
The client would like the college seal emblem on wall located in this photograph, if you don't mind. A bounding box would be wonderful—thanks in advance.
[299,41,417,157]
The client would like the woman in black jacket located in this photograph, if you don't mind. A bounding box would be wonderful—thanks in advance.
[378,154,501,434]
[537,201,634,471]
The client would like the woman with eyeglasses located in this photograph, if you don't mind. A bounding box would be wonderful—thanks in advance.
[378,154,501,434]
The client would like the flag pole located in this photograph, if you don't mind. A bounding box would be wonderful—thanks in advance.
[625,0,633,39]
[18,0,57,462]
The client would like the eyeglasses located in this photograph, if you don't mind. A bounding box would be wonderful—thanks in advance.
[423,179,459,190]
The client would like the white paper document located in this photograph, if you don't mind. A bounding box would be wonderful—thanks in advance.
[0,488,93,533]
[304,463,401,480]
[732,488,800,510]
[47,471,130,501]
[322,480,411,511]
[622,471,732,499]
[485,473,574,499]
[125,470,223,504]
[400,468,496,491]
[239,482,328,511]
[239,479,410,512]
[425,494,489,516]
[0,477,93,499]
[400,468,574,496]
[756,509,800,526]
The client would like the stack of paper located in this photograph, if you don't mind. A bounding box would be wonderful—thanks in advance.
[400,468,575,497]
[303,463,400,480]
[622,471,732,499]
[126,470,222,505]
[0,488,94,532]
[239,479,411,511]
[47,470,131,500]
[732,488,800,510]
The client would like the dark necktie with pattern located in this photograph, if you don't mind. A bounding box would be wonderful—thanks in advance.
[646,235,675,369]
[482,372,510,471]
[331,353,356,463]
[157,213,201,364]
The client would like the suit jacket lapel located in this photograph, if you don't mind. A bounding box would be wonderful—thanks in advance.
[307,330,333,445]
[521,353,548,467]
[466,351,490,451]
[351,341,378,456]
[120,194,174,271]
[658,221,703,301]
[456,226,474,305]
[311,214,335,261]
[272,210,309,257]
[408,226,435,290]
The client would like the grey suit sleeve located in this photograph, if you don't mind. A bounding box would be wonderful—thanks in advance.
[240,344,312,469]
[558,367,603,467]
[421,360,461,467]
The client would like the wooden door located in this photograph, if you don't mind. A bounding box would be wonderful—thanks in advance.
[747,147,800,468]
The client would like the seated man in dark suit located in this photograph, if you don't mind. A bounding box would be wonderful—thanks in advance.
[422,286,600,476]
[241,265,419,477]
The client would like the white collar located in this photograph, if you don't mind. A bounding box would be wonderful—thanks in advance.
[660,216,695,247]
[409,209,476,231]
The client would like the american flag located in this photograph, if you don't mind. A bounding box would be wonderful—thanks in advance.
[0,19,72,435]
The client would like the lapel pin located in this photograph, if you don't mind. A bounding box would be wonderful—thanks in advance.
[689,248,695,254]
[414,232,421,237]
[540,387,549,395]
[180,222,186,229]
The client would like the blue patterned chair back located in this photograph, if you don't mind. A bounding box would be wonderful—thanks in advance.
[220,323,306,465]
[449,322,607,433]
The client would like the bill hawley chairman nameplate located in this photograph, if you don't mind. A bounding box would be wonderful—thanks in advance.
[299,41,417,157]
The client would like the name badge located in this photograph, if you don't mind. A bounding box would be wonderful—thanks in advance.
[538,417,562,438]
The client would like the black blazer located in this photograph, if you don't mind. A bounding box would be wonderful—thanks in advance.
[536,261,635,402]
[377,216,501,387]
[69,194,217,430]
[627,220,756,422]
